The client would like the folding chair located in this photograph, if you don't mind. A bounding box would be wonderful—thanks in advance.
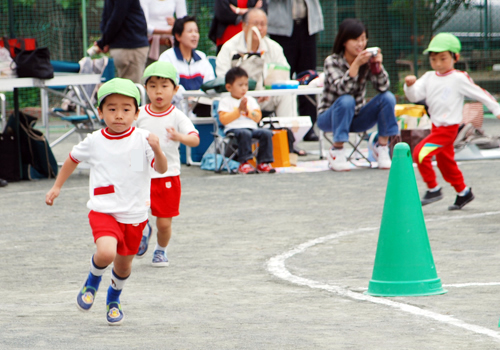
[48,58,112,147]
[211,100,259,173]
[319,130,373,167]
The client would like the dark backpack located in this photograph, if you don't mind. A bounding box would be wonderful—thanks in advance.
[6,112,58,180]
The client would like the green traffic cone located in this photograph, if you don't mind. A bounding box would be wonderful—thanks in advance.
[365,142,447,297]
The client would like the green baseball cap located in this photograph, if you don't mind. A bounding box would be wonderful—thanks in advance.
[423,33,461,54]
[97,78,141,106]
[142,61,179,86]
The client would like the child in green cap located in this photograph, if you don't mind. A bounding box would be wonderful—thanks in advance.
[45,78,168,325]
[134,61,200,266]
[404,33,500,210]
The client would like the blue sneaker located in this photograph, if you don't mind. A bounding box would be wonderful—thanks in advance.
[106,301,124,326]
[76,278,99,311]
[151,250,169,267]
[136,221,152,259]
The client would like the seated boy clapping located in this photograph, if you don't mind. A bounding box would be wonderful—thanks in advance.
[218,67,276,174]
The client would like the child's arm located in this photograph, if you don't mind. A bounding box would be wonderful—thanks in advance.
[404,74,427,102]
[147,133,168,173]
[219,109,241,125]
[247,109,262,123]
[166,127,200,147]
[459,73,500,119]
[45,157,79,206]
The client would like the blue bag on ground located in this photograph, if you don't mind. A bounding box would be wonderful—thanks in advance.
[200,153,239,172]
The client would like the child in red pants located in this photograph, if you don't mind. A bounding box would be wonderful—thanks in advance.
[405,33,500,210]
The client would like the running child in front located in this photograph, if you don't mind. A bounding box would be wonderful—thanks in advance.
[218,66,276,174]
[404,33,500,210]
[135,61,200,266]
[45,78,168,325]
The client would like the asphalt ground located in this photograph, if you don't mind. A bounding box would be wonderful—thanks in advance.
[1,118,500,349]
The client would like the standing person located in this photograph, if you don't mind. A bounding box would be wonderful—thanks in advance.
[92,0,150,84]
[317,18,398,172]
[267,0,324,141]
[135,61,200,266]
[139,0,187,64]
[209,0,267,54]
[218,66,276,174]
[45,78,168,325]
[405,33,500,210]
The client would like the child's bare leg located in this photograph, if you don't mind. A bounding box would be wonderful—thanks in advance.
[94,236,118,267]
[156,217,172,247]
[77,236,117,312]
[152,217,172,267]
[112,254,135,279]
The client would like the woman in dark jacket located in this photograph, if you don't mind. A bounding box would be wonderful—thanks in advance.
[209,0,267,54]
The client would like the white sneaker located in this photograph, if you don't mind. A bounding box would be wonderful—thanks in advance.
[327,148,350,172]
[374,145,392,169]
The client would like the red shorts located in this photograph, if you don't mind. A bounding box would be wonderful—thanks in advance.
[88,210,147,256]
[150,176,181,218]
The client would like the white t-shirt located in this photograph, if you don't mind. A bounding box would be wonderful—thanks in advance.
[70,127,156,224]
[139,0,187,36]
[218,95,261,133]
[404,69,500,126]
[135,104,199,177]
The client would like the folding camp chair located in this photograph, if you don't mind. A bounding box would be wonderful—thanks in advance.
[211,99,259,173]
[319,130,373,167]
[48,58,113,147]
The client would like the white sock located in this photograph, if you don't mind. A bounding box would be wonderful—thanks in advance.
[458,187,469,196]
[110,269,128,291]
[155,244,167,253]
[429,186,441,192]
[90,255,107,276]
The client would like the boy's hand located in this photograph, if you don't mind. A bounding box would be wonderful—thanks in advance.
[239,97,248,113]
[45,187,60,206]
[405,75,417,87]
[166,127,182,142]
[147,132,161,153]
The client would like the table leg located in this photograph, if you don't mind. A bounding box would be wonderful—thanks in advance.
[40,88,50,138]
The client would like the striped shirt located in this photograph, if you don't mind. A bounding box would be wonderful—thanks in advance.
[318,53,390,115]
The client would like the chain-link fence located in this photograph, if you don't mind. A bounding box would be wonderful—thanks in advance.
[2,0,500,112]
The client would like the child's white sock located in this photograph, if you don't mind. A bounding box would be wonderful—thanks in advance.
[429,186,441,192]
[458,187,469,196]
[154,244,167,254]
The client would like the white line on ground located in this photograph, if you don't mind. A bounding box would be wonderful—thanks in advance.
[266,211,500,342]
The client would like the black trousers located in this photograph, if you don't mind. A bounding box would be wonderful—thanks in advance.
[271,19,317,124]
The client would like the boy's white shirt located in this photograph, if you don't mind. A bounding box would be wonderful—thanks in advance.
[70,127,156,224]
[135,104,199,177]
[404,69,500,126]
[218,94,261,133]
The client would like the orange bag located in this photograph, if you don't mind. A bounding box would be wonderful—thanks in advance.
[270,129,290,168]
[249,129,290,168]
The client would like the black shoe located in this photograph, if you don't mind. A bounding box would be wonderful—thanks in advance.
[448,188,475,210]
[0,178,7,187]
[421,188,443,206]
[303,128,319,142]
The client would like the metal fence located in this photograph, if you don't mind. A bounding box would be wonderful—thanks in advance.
[2,0,500,112]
